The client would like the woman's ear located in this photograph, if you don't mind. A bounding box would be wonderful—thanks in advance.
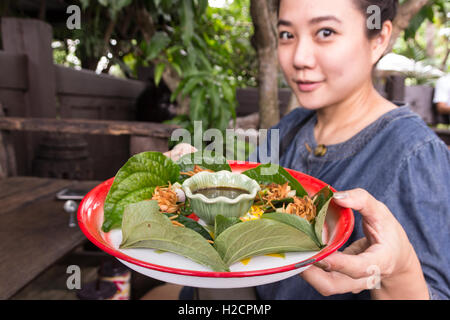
[371,20,393,65]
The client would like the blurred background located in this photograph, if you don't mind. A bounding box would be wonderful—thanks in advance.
[0,0,448,300]
[0,0,449,180]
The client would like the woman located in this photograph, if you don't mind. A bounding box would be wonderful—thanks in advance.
[165,0,450,300]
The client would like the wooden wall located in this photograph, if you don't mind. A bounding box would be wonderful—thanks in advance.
[0,18,147,180]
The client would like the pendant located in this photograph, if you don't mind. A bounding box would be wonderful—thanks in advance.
[314,144,327,157]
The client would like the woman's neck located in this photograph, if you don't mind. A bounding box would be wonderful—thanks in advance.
[314,83,396,146]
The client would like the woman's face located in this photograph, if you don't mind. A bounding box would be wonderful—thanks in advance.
[278,0,380,110]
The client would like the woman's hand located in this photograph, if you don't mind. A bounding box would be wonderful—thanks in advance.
[301,188,429,300]
[163,143,197,161]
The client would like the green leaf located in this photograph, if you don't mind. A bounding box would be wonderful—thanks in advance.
[312,186,334,246]
[120,201,228,272]
[120,200,160,245]
[146,32,171,61]
[181,76,205,99]
[262,212,322,248]
[154,62,166,86]
[180,0,194,44]
[102,152,180,232]
[222,81,235,104]
[209,84,221,121]
[214,215,241,238]
[242,164,309,198]
[170,78,186,103]
[163,212,213,241]
[189,87,206,121]
[214,219,320,266]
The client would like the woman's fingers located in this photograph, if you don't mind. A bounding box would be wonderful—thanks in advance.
[332,188,389,224]
[342,237,370,255]
[300,265,375,296]
[163,143,197,161]
[315,248,384,280]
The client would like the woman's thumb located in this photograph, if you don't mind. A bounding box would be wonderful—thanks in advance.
[332,188,386,222]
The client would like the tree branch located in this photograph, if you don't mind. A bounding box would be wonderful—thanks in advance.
[387,0,430,53]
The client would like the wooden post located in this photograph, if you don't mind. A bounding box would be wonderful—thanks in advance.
[1,18,56,118]
[1,18,57,174]
[385,75,406,104]
[0,105,18,179]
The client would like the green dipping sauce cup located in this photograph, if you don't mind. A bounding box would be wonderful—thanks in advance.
[182,171,261,225]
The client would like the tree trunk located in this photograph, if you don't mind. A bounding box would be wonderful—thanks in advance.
[387,0,430,53]
[250,0,279,129]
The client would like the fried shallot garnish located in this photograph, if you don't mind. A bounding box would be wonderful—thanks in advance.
[151,183,179,214]
[258,182,293,209]
[283,195,317,222]
[180,165,214,177]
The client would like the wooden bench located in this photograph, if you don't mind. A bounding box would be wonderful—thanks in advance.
[0,109,179,299]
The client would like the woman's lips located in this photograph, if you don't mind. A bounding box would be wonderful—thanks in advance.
[296,80,323,92]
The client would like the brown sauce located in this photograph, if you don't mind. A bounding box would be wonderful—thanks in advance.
[193,187,250,200]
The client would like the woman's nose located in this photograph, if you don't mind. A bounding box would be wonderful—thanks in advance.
[293,39,316,70]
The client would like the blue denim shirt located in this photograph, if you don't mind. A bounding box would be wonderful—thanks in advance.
[253,106,450,300]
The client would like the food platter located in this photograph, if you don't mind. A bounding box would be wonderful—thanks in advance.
[77,161,354,288]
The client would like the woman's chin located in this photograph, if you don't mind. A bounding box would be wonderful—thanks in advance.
[296,98,327,111]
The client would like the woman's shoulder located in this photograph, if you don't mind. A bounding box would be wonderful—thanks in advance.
[377,106,449,160]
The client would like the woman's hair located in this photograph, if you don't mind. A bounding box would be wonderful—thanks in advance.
[276,0,399,39]
[355,0,398,38]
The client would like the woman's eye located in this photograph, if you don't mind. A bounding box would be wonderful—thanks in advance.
[317,28,335,39]
[279,31,293,41]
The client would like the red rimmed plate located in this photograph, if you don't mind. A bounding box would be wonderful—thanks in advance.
[77,161,354,288]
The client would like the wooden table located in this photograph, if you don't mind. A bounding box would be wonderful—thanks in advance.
[0,176,100,299]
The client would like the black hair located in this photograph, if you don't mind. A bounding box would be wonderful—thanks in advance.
[276,0,399,39]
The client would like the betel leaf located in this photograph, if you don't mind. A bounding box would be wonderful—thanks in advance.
[312,186,334,246]
[120,200,160,245]
[242,164,308,197]
[214,219,320,267]
[102,152,180,232]
[120,201,229,272]
[214,215,241,238]
[261,212,322,248]
[163,213,213,242]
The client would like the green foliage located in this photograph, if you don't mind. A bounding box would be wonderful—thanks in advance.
[393,0,449,84]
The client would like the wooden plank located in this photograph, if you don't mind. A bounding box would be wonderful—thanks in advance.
[0,177,73,215]
[0,52,28,90]
[0,176,55,200]
[55,65,146,98]
[0,117,179,138]
[0,177,100,299]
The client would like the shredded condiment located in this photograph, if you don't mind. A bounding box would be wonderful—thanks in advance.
[180,165,214,177]
[171,220,185,227]
[257,182,317,222]
[284,195,317,222]
[151,183,179,214]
